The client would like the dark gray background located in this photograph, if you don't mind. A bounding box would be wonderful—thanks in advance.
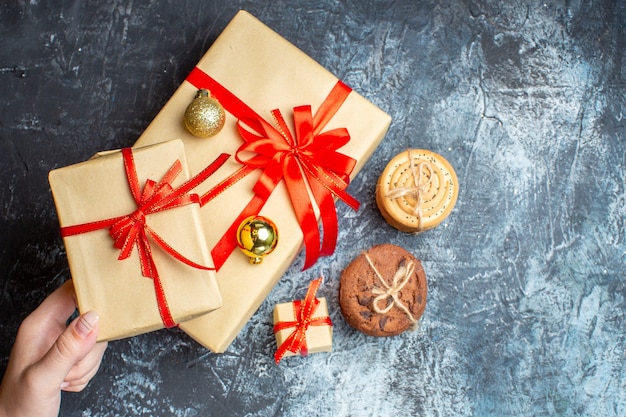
[1,1,625,416]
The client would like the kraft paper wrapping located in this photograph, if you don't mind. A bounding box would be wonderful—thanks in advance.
[273,297,332,358]
[48,139,222,341]
[134,11,392,352]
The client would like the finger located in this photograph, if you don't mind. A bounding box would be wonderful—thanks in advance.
[62,341,107,388]
[30,310,100,389]
[19,281,78,348]
[11,280,79,373]
[62,341,107,392]
[62,354,102,392]
[28,280,77,326]
[62,361,99,392]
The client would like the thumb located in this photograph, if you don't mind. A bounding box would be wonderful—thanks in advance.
[33,311,100,388]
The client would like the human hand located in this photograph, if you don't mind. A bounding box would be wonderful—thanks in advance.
[0,280,108,417]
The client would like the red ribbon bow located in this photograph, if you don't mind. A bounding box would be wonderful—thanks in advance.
[273,277,332,364]
[61,147,229,328]
[186,68,360,270]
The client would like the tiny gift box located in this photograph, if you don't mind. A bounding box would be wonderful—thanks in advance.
[273,278,332,364]
[134,10,392,352]
[48,139,224,341]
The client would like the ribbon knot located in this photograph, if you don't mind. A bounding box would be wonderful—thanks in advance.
[234,101,360,270]
[110,210,145,255]
[130,210,145,223]
[60,147,229,329]
[186,68,360,271]
[273,277,332,364]
[364,253,418,324]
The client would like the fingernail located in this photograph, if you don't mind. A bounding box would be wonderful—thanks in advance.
[76,311,99,337]
[60,381,70,389]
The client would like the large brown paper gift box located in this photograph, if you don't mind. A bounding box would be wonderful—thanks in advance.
[48,139,222,341]
[134,10,392,352]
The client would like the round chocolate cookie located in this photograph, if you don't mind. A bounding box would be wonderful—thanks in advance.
[339,244,427,337]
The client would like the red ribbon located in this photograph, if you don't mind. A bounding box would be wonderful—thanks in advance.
[186,68,360,270]
[273,277,332,364]
[60,147,229,329]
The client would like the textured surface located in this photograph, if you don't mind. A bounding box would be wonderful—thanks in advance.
[1,1,625,416]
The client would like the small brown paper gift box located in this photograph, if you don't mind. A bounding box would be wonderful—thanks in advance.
[273,297,332,363]
[48,139,222,341]
[134,10,392,352]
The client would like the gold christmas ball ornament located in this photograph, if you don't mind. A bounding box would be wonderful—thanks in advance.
[183,89,225,138]
[236,216,278,264]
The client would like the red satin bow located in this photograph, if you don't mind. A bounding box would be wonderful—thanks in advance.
[273,277,331,364]
[61,147,229,328]
[186,67,360,270]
